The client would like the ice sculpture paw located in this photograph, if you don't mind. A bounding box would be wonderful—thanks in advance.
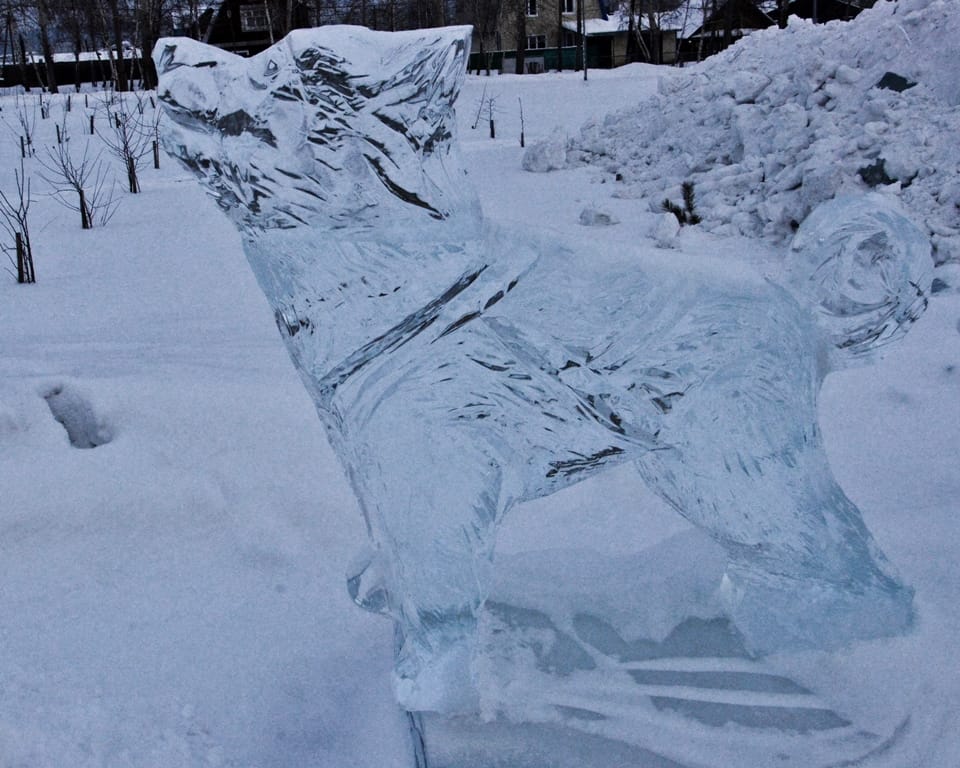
[155,27,933,710]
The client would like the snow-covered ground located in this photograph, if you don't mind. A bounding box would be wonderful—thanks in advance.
[1,0,958,765]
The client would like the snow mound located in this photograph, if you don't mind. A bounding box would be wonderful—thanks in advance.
[521,128,569,172]
[43,382,114,449]
[534,0,960,263]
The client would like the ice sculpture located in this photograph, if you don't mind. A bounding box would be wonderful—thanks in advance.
[154,27,932,714]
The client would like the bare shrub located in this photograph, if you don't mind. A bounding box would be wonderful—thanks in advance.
[39,132,119,229]
[96,93,154,193]
[2,93,38,158]
[0,160,36,283]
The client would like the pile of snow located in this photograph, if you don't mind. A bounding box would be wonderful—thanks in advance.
[530,0,960,264]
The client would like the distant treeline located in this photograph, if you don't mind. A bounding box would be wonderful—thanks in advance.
[0,56,157,91]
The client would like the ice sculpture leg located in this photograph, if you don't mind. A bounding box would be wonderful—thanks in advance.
[634,293,912,653]
[154,26,932,715]
[348,360,504,710]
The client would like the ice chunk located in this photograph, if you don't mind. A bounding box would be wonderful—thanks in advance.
[155,27,931,714]
[521,128,569,172]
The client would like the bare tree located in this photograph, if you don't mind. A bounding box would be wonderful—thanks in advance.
[514,0,527,74]
[97,92,154,193]
[623,0,690,64]
[723,0,734,48]
[577,0,585,78]
[39,112,119,228]
[31,0,59,92]
[51,0,93,91]
[84,0,130,91]
[464,0,500,74]
[646,4,661,64]
[176,0,205,38]
[555,0,562,71]
[0,159,36,283]
[675,0,710,62]
[2,91,39,157]
[627,0,652,63]
[3,8,27,90]
[134,0,174,88]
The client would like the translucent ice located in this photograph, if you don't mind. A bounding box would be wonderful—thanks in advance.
[155,27,932,712]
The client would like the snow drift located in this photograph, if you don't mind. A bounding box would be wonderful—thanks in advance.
[529,0,960,265]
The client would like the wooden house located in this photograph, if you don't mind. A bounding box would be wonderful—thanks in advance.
[682,0,775,60]
[200,0,314,56]
[472,0,622,73]
[786,0,874,23]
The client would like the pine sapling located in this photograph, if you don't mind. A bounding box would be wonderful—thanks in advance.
[662,197,686,224]
[662,180,703,226]
[681,181,702,225]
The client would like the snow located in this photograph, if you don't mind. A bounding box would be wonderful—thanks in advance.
[1,1,959,764]
[561,18,627,36]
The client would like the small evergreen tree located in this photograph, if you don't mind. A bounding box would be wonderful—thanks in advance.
[663,181,702,225]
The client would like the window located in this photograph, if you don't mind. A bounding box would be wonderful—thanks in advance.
[562,30,577,47]
[526,0,538,17]
[563,0,575,13]
[526,34,547,49]
[239,4,270,32]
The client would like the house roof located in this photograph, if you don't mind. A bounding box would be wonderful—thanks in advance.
[787,0,872,22]
[642,7,704,37]
[561,7,700,37]
[561,17,628,36]
[686,0,776,38]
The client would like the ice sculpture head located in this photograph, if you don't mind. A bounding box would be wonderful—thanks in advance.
[787,193,932,366]
[153,26,481,237]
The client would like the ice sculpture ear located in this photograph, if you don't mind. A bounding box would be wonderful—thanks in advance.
[154,37,236,74]
[787,193,932,367]
[282,25,471,111]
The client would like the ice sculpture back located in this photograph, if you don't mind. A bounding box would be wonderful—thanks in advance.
[155,26,932,716]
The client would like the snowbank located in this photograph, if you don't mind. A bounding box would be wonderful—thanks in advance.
[532,0,960,264]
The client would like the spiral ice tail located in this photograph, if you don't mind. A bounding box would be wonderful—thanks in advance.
[787,193,933,367]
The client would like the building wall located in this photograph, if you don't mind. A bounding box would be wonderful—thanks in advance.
[612,30,628,64]
[473,0,679,72]
[486,0,606,61]
[203,0,315,56]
